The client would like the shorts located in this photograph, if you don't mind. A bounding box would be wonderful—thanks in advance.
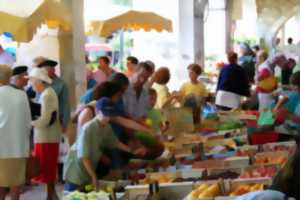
[0,158,26,187]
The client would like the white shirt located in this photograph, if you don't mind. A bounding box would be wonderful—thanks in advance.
[32,87,60,143]
[0,85,31,158]
[215,90,241,109]
[123,84,150,120]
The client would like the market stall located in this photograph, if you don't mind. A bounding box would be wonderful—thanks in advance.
[63,107,298,200]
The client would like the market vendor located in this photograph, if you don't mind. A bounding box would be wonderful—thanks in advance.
[63,107,146,192]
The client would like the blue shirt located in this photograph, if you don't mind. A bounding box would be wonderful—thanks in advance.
[283,91,300,134]
[80,89,94,104]
[110,99,128,143]
[217,63,250,97]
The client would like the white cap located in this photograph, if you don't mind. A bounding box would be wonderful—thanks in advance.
[28,68,52,84]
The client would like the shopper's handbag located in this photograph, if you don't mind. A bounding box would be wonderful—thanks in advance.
[26,156,41,179]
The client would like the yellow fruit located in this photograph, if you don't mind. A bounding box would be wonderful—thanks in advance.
[145,118,153,126]
[191,184,209,198]
[198,184,219,198]
[250,184,264,191]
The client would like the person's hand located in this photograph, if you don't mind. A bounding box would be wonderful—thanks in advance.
[92,175,99,192]
[171,91,181,99]
[133,147,147,158]
[97,112,110,125]
[100,155,111,166]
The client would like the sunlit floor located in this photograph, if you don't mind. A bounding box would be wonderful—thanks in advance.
[5,184,63,200]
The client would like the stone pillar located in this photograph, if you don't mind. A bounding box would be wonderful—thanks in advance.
[58,0,86,144]
[225,0,234,53]
[256,0,300,50]
[178,0,206,73]
[194,0,206,67]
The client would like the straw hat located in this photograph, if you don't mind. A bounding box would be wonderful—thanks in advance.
[28,68,52,84]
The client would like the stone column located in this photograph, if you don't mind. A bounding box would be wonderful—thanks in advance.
[194,0,206,67]
[178,0,206,71]
[58,0,86,144]
[225,0,234,53]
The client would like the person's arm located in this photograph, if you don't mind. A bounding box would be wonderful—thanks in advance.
[287,113,300,123]
[111,116,155,135]
[161,94,177,108]
[274,96,289,111]
[81,158,98,190]
[115,141,147,157]
[32,92,53,128]
[78,108,94,128]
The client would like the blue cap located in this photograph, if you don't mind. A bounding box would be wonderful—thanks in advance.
[96,97,118,117]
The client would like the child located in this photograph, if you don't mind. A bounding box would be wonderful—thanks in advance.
[63,103,145,192]
[273,71,300,135]
[179,63,208,99]
[147,88,169,134]
[133,89,167,160]
[151,67,172,109]
[177,64,208,126]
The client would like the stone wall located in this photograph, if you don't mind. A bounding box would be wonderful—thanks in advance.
[256,0,300,49]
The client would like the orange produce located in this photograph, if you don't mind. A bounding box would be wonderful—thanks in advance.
[229,184,264,196]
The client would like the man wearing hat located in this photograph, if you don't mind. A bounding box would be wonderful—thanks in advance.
[10,66,28,89]
[0,65,31,200]
[38,59,70,132]
[10,66,41,120]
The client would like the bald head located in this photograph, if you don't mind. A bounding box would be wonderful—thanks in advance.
[0,65,12,85]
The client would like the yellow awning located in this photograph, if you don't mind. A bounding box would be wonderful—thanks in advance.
[86,10,173,37]
[0,0,72,42]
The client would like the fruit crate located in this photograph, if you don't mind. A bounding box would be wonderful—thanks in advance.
[212,177,272,200]
[239,164,280,179]
[205,167,242,179]
[235,145,259,157]
[126,182,193,200]
[262,141,296,154]
[141,171,182,184]
[193,159,227,169]
[224,156,250,168]
[253,151,289,167]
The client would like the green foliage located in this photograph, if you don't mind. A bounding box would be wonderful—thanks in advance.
[205,54,218,62]
[232,36,258,47]
[111,0,133,7]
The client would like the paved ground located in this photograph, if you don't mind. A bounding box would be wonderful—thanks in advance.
[5,184,64,200]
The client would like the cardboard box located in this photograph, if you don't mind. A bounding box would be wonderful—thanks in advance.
[126,182,193,200]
